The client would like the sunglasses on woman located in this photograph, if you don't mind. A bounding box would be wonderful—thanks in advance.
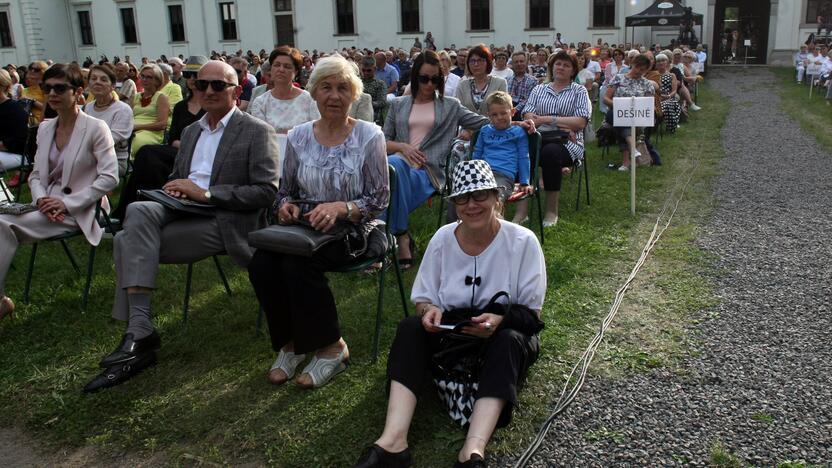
[452,189,493,205]
[194,79,237,92]
[182,71,198,79]
[42,83,73,94]
[417,74,443,86]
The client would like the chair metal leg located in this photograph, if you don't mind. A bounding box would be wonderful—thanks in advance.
[60,239,81,275]
[373,260,386,362]
[584,158,591,206]
[535,193,545,246]
[81,245,96,311]
[213,255,232,296]
[183,262,194,322]
[23,243,37,304]
[576,163,583,211]
[390,238,409,318]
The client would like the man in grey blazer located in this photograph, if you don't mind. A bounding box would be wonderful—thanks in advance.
[84,61,280,392]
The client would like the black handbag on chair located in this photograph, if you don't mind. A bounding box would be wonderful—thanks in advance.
[247,200,386,259]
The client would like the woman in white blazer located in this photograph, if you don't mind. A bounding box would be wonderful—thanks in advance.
[0,63,118,321]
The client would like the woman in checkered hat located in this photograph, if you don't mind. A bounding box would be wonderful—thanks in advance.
[354,160,547,468]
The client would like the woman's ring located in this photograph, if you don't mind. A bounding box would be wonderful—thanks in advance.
[325,214,332,219]
[484,321,492,330]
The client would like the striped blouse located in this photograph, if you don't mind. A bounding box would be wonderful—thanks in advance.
[277,120,390,222]
[523,82,592,161]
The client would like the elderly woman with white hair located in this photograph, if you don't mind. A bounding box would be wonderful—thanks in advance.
[131,63,169,156]
[247,55,389,390]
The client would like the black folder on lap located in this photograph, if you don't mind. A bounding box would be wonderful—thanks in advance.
[138,189,215,216]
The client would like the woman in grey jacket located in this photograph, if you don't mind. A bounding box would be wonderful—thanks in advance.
[383,51,489,267]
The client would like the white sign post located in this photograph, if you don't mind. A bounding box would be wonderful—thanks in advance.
[613,96,655,216]
[807,62,822,98]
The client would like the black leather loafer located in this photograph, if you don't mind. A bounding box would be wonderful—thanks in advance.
[353,444,412,468]
[83,351,157,393]
[99,331,161,368]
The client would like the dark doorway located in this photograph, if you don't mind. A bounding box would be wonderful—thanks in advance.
[713,0,770,64]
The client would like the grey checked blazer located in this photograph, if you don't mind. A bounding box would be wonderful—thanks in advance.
[383,95,488,189]
[173,108,279,266]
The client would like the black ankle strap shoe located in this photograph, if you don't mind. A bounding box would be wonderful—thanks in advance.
[453,453,486,468]
[353,444,412,468]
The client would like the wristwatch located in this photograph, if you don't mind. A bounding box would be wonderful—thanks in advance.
[204,190,212,202]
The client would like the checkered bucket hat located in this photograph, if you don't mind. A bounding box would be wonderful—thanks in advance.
[448,160,498,199]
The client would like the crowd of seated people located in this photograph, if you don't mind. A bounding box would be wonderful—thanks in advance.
[794,40,832,105]
[0,34,717,467]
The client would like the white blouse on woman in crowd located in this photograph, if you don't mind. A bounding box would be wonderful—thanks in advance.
[249,89,321,166]
[411,220,547,311]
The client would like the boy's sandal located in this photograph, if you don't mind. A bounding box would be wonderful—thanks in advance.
[268,350,307,385]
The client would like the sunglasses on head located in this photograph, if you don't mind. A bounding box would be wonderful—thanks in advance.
[43,83,73,94]
[452,189,493,206]
[417,74,443,86]
[194,79,237,92]
[182,71,198,79]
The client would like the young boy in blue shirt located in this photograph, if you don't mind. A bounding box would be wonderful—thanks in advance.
[472,91,533,212]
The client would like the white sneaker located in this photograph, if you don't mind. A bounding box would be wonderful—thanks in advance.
[618,165,630,172]
[512,216,529,225]
[690,103,702,111]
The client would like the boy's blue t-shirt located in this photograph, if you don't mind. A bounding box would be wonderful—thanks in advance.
[472,124,530,185]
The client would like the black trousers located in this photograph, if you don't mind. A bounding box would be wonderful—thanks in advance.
[532,142,574,192]
[113,144,178,220]
[247,241,354,354]
[387,315,539,428]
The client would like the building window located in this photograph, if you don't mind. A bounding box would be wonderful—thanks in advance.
[77,11,94,45]
[529,0,550,29]
[219,2,237,40]
[335,0,355,35]
[0,9,12,48]
[274,1,294,46]
[120,7,138,44]
[806,0,832,24]
[401,0,420,33]
[592,0,615,28]
[470,0,490,30]
[168,4,185,42]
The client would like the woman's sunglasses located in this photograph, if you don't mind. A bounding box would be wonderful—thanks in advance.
[183,71,198,79]
[452,190,493,206]
[42,83,73,94]
[194,79,237,92]
[417,74,443,86]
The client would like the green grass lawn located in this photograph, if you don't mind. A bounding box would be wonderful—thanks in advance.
[0,84,728,467]
[772,67,832,150]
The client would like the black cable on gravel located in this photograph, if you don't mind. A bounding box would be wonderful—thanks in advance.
[509,68,832,467]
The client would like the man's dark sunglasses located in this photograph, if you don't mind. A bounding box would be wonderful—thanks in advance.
[182,71,198,79]
[42,83,73,94]
[418,74,443,86]
[194,79,237,92]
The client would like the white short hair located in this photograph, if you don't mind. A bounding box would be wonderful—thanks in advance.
[306,55,364,103]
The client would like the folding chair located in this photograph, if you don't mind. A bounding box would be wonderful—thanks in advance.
[22,201,111,310]
[182,255,232,322]
[13,124,38,202]
[466,131,546,245]
[255,164,410,361]
[435,148,458,230]
[575,147,591,211]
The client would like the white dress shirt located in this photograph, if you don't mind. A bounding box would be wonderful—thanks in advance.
[189,107,236,190]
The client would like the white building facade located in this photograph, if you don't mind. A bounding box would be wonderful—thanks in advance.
[0,0,824,66]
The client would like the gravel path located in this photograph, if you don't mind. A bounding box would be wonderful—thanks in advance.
[514,68,832,467]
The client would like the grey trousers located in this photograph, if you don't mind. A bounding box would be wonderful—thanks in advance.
[111,201,223,321]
